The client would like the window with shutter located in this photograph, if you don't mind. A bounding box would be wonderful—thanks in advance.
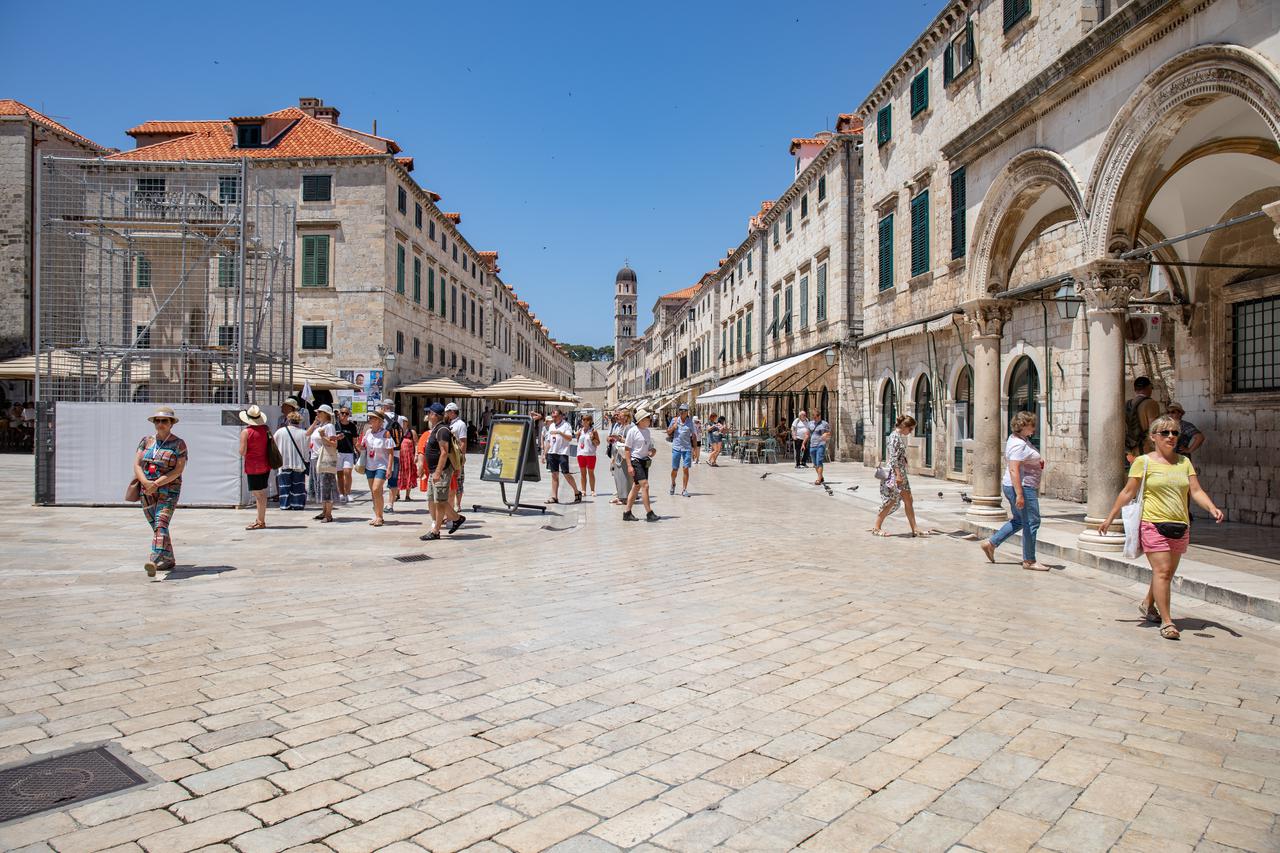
[911,69,929,117]
[451,286,457,324]
[771,293,781,338]
[301,235,330,287]
[427,268,435,310]
[951,167,967,259]
[301,175,331,202]
[786,209,793,233]
[301,326,327,350]
[218,176,240,205]
[911,190,930,277]
[218,255,235,288]
[784,287,794,334]
[747,252,752,272]
[415,203,422,229]
[414,338,420,359]
[817,263,828,322]
[944,42,955,85]
[219,325,237,348]
[429,220,436,240]
[136,256,151,289]
[397,186,407,213]
[878,214,894,291]
[136,325,151,349]
[877,105,892,146]
[947,18,975,84]
[441,277,447,317]
[413,258,421,303]
[396,245,405,294]
[818,175,827,202]
[800,194,808,219]
[800,276,809,327]
[746,311,753,355]
[396,331,404,354]
[772,222,780,244]
[1004,0,1031,31]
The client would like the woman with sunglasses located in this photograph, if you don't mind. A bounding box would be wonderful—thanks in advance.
[1098,415,1224,640]
[134,406,188,578]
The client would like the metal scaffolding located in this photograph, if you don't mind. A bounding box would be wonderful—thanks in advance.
[35,157,295,500]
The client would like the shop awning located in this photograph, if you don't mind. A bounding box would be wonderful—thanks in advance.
[696,346,831,405]
[474,374,579,402]
[393,376,474,397]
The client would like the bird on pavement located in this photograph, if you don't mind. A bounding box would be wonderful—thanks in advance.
[847,485,859,491]
[960,491,972,503]
[760,473,770,480]
[938,491,944,498]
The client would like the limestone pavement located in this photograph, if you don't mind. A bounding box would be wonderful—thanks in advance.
[0,451,1278,853]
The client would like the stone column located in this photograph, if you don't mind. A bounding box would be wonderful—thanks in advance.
[962,299,1013,521]
[1077,259,1146,551]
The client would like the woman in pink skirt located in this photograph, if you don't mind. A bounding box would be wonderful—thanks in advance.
[399,418,417,501]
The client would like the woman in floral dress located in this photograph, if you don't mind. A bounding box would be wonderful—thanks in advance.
[871,415,926,537]
[135,406,188,578]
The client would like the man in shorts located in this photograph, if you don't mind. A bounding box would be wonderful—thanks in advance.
[419,403,464,540]
[445,402,468,513]
[808,412,831,485]
[667,403,698,497]
[544,408,582,504]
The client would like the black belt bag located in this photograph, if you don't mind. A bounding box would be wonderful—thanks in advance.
[1154,521,1188,539]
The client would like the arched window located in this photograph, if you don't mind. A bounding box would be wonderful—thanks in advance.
[880,380,897,458]
[1008,356,1040,449]
[914,377,933,467]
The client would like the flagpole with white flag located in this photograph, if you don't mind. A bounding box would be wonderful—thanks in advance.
[301,379,315,406]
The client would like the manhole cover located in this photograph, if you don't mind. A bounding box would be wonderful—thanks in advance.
[393,554,431,563]
[0,746,149,824]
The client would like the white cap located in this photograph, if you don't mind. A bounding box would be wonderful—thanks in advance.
[444,402,459,412]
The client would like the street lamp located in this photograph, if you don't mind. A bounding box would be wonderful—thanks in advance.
[823,348,837,368]
[376,344,397,373]
[1055,281,1080,320]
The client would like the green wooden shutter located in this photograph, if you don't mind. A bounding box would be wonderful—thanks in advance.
[911,69,929,117]
[878,214,894,291]
[1004,0,1030,31]
[877,106,892,146]
[911,191,930,277]
[951,167,967,259]
[772,293,780,338]
[396,245,405,293]
[800,276,809,327]
[441,277,447,317]
[944,41,955,85]
[786,209,793,232]
[413,258,422,303]
[746,312,752,355]
[301,235,329,287]
[818,175,826,202]
[136,256,151,289]
[817,264,827,322]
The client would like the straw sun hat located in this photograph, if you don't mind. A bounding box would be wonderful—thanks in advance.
[147,406,179,424]
[238,405,267,426]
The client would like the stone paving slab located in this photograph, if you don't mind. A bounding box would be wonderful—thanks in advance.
[0,453,1277,852]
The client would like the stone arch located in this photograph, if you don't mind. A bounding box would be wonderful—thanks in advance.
[1086,44,1280,257]
[969,149,1087,301]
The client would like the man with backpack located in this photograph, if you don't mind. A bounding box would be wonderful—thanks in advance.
[1125,376,1161,462]
[419,403,465,541]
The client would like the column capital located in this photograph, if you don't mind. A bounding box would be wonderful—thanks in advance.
[960,299,1014,339]
[1263,200,1280,244]
[1075,259,1147,313]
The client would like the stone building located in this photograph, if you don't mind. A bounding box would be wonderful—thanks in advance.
[856,0,1280,534]
[109,98,571,411]
[0,100,107,360]
[572,360,608,412]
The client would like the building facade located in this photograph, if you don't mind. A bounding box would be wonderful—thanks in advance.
[0,100,107,361]
[110,98,571,408]
[857,0,1280,532]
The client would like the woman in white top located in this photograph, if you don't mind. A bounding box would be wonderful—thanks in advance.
[360,410,397,527]
[576,413,600,496]
[980,411,1048,571]
[608,410,632,505]
[272,412,310,511]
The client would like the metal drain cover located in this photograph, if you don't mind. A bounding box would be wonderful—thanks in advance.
[0,745,150,824]
[393,553,431,563]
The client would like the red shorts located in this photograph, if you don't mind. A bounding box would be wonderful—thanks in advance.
[577,454,596,470]
[1140,521,1189,554]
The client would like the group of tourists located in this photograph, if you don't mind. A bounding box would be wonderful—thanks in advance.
[1,400,35,451]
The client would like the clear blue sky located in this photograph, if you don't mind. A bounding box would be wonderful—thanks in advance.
[2,1,939,348]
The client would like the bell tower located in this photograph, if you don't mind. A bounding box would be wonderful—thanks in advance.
[614,263,637,357]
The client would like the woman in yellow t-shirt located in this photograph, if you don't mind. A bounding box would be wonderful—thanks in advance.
[1099,415,1224,640]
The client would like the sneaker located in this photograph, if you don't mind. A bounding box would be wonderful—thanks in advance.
[447,515,466,534]
[669,486,676,496]
[385,504,394,514]
[622,511,637,521]
[646,511,659,522]
[682,490,690,498]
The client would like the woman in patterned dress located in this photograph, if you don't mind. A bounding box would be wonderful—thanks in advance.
[398,419,417,502]
[135,406,188,578]
[871,415,926,537]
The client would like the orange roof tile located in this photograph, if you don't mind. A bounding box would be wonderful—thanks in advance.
[0,99,105,151]
[396,156,414,171]
[660,284,698,301]
[126,120,225,137]
[110,107,385,162]
[790,136,831,154]
[835,113,864,134]
[443,212,461,223]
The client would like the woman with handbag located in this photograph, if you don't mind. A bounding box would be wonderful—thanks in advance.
[273,411,310,510]
[1098,415,1225,640]
[308,404,340,522]
[607,409,633,506]
[133,406,188,577]
[239,404,273,530]
[871,415,926,537]
[979,411,1049,571]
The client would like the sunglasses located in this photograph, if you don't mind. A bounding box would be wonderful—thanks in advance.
[153,418,172,424]
[1154,430,1179,438]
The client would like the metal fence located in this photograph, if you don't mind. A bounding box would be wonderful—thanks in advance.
[35,157,295,501]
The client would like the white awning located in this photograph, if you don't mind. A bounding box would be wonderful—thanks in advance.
[696,346,831,405]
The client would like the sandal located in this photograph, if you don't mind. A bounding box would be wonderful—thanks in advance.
[368,519,384,527]
[1139,601,1160,623]
[869,529,891,537]
[1159,623,1181,640]
[245,521,266,530]
[911,530,932,538]
[979,541,996,563]
[545,498,559,504]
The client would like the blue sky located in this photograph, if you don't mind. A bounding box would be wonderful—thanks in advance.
[2,1,938,348]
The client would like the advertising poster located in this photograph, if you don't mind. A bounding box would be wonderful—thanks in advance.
[339,369,382,419]
[333,390,354,413]
[481,416,539,483]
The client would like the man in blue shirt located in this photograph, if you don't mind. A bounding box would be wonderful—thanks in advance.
[667,404,699,497]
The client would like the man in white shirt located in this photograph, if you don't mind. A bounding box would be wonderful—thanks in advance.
[622,409,659,522]
[444,402,469,513]
[543,409,582,504]
[791,410,810,468]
